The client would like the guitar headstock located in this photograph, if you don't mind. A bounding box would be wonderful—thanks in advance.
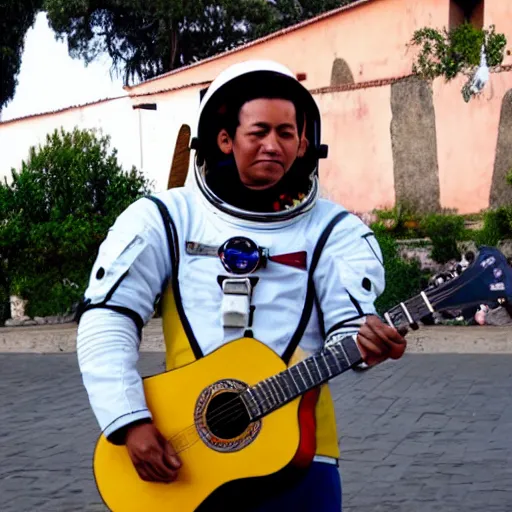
[383,246,512,329]
[427,246,512,312]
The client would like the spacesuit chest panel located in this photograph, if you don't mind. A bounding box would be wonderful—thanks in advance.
[148,192,349,362]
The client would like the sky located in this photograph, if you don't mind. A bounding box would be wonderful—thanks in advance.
[1,12,126,122]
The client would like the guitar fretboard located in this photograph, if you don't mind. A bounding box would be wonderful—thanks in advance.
[241,334,362,421]
[240,290,438,421]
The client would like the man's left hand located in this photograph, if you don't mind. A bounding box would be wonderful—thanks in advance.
[356,315,408,367]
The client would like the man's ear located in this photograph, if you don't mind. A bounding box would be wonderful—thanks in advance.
[217,129,233,155]
[297,135,309,158]
[297,117,308,158]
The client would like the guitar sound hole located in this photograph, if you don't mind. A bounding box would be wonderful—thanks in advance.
[205,391,251,440]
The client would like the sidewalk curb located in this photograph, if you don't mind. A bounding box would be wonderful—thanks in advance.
[1,321,511,354]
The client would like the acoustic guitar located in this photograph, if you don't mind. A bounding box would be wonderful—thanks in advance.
[93,246,511,511]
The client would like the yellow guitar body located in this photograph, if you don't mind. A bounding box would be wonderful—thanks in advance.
[93,337,303,512]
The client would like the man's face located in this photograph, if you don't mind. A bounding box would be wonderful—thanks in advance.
[217,98,307,190]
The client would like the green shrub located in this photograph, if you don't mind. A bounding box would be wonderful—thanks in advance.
[0,261,9,323]
[476,207,512,247]
[420,214,465,263]
[372,204,423,239]
[373,226,427,316]
[0,127,152,318]
[474,168,512,246]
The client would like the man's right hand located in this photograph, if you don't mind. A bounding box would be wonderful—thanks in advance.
[125,422,182,483]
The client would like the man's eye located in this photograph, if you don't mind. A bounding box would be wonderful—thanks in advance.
[280,132,294,138]
[250,131,265,137]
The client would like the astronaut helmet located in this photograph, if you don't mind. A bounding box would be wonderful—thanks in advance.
[192,60,328,223]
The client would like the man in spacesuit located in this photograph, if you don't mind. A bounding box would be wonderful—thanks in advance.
[77,60,407,511]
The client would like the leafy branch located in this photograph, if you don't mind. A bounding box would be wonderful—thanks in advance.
[410,22,507,81]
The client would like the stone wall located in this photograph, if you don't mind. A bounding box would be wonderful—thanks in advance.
[390,77,441,213]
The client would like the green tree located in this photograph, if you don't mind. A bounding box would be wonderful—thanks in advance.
[44,0,275,85]
[269,0,349,26]
[0,127,151,318]
[44,0,357,86]
[0,0,42,111]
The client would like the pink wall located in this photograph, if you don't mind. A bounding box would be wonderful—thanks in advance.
[315,87,395,212]
[434,70,512,214]
[314,68,512,215]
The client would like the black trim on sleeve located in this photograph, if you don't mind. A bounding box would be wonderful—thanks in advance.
[103,270,129,303]
[325,316,367,337]
[79,304,144,338]
[75,268,131,326]
[104,412,152,445]
[348,292,364,316]
[362,232,383,266]
[314,292,326,340]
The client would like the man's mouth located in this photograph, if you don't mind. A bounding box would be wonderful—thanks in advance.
[254,160,284,168]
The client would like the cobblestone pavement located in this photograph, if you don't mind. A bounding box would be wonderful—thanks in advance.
[1,353,511,511]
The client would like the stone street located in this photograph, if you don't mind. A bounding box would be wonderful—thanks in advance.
[1,352,511,511]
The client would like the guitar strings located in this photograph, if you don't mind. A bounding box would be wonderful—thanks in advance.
[166,377,299,453]
[167,405,250,453]
[201,352,335,429]
[183,361,318,433]
[165,355,338,453]
[172,345,342,447]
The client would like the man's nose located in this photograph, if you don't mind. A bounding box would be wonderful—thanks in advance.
[262,132,280,153]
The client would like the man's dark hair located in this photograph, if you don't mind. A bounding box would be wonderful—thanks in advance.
[201,73,306,163]
[220,78,306,139]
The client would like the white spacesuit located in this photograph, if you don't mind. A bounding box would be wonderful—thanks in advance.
[77,60,385,468]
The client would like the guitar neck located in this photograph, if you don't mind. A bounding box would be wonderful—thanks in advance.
[241,290,436,421]
[241,334,361,421]
[382,290,436,330]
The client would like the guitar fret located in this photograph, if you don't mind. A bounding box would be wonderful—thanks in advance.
[277,374,292,400]
[301,360,315,387]
[385,292,434,329]
[314,355,325,381]
[326,348,341,374]
[253,384,268,411]
[329,345,344,372]
[273,376,286,403]
[335,340,349,365]
[258,382,273,409]
[306,358,320,382]
[295,362,313,389]
[290,365,306,393]
[321,352,332,378]
[420,291,434,313]
[268,376,282,403]
[244,389,261,418]
[263,381,277,409]
[289,367,301,392]
[294,364,308,391]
